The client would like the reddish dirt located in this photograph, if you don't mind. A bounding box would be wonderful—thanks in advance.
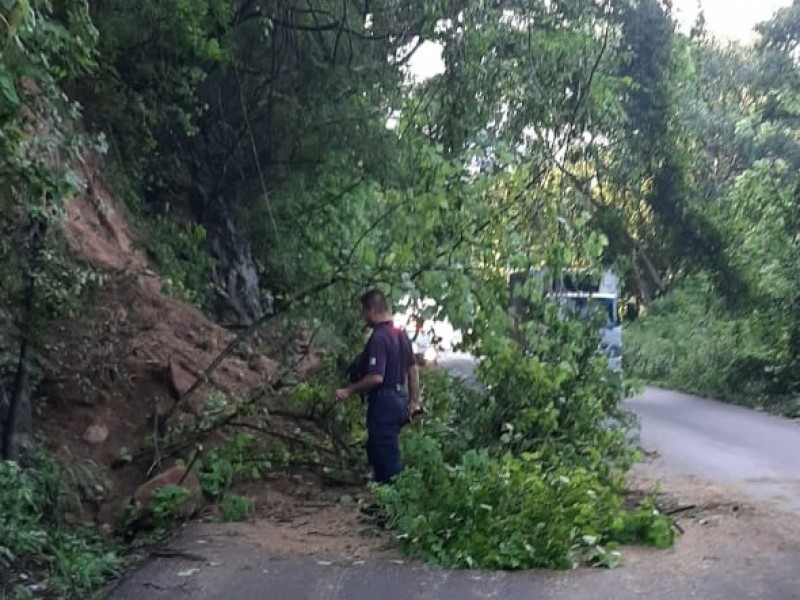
[64,157,152,281]
[37,156,283,525]
[197,476,392,561]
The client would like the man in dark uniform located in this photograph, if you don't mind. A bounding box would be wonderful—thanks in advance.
[335,289,420,484]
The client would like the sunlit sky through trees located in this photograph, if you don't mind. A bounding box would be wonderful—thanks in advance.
[405,0,794,81]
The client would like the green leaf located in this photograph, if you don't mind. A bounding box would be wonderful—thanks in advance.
[0,73,19,109]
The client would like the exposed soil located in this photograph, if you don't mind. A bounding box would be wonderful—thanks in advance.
[209,481,391,562]
[621,458,800,577]
[36,156,292,525]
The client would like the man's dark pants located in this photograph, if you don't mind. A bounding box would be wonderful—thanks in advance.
[366,387,407,484]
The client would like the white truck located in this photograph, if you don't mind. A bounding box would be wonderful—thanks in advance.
[510,269,622,372]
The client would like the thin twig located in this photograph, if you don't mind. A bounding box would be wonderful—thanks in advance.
[147,408,162,478]
[178,445,204,485]
[226,422,334,456]
[665,504,696,516]
[172,275,341,413]
[233,60,278,236]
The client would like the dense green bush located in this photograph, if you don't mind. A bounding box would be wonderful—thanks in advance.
[0,458,123,597]
[109,168,215,308]
[378,432,671,570]
[625,275,799,416]
[377,292,671,570]
[145,485,193,530]
[219,494,255,522]
[197,432,276,499]
[141,213,215,308]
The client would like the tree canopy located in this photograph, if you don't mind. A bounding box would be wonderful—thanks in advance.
[2,0,800,592]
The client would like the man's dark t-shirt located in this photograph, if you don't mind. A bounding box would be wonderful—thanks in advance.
[363,322,415,389]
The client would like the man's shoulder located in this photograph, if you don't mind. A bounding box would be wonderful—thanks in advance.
[370,323,411,345]
[397,327,413,346]
[368,323,392,344]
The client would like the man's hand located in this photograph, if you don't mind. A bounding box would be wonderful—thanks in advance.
[337,374,383,401]
[407,365,421,416]
[408,400,425,418]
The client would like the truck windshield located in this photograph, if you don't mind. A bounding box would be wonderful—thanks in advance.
[557,296,619,327]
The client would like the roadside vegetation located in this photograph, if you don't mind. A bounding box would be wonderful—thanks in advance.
[0,457,124,599]
[1,0,798,595]
[378,308,671,570]
[624,8,800,416]
[626,276,800,417]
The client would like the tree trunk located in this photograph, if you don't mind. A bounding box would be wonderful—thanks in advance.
[0,371,8,449]
[3,337,33,461]
[1,222,41,461]
[199,193,264,325]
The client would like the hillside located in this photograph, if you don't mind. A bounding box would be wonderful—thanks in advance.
[35,157,281,522]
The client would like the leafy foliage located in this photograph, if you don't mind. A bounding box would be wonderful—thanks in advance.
[626,275,800,417]
[78,0,231,195]
[379,436,626,570]
[146,485,193,529]
[627,2,800,412]
[0,457,122,597]
[197,432,275,499]
[2,0,799,586]
[613,498,674,549]
[377,321,671,570]
[219,493,255,522]
[139,211,215,307]
[375,267,668,569]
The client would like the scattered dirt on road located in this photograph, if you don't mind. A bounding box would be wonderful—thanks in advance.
[621,458,800,582]
[191,477,393,562]
[180,455,800,574]
[227,505,389,561]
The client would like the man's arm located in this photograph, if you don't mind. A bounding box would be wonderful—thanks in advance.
[347,375,383,396]
[340,374,383,399]
[407,365,420,409]
[398,329,422,413]
[336,334,386,400]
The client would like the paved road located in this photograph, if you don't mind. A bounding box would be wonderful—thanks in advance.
[106,361,800,600]
[441,354,800,513]
[104,530,800,600]
[627,386,800,513]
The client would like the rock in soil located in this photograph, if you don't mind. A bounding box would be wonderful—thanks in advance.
[134,466,203,520]
[83,423,109,445]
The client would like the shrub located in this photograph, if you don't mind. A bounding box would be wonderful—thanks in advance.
[147,485,193,529]
[378,432,672,570]
[625,274,798,415]
[0,457,123,597]
[197,433,274,499]
[219,494,255,523]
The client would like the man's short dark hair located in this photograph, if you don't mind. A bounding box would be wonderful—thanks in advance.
[360,289,389,312]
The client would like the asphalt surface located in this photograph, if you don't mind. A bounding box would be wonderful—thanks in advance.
[106,356,800,600]
[626,386,800,514]
[103,533,800,600]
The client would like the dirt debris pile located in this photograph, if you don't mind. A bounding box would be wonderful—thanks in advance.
[37,159,288,523]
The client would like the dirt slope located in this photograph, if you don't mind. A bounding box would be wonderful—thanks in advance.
[38,157,277,523]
